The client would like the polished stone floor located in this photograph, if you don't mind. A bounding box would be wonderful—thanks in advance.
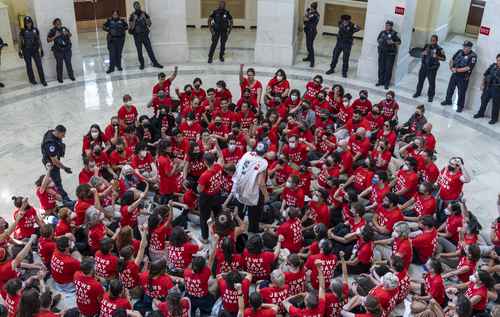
[0,28,499,231]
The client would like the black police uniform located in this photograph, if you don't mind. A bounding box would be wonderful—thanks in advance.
[208,8,233,62]
[19,23,46,85]
[0,37,6,88]
[415,43,446,100]
[303,8,320,66]
[103,17,128,72]
[41,130,69,201]
[129,9,161,69]
[476,63,500,124]
[442,49,477,111]
[377,28,401,88]
[47,26,74,82]
[329,18,360,76]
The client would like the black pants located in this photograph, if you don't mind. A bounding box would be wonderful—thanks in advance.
[444,74,469,110]
[49,166,70,202]
[378,51,396,86]
[23,49,45,83]
[208,30,228,59]
[330,41,352,75]
[305,30,317,63]
[108,36,125,70]
[415,66,438,98]
[198,193,222,240]
[236,193,264,234]
[188,294,215,317]
[53,48,74,81]
[133,33,159,67]
[478,87,500,122]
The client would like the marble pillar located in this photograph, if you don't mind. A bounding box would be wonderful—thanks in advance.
[357,0,417,84]
[255,0,299,66]
[466,0,500,113]
[0,3,14,50]
[27,0,83,80]
[145,0,189,64]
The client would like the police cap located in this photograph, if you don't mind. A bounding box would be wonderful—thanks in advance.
[463,40,473,48]
[341,15,351,21]
[385,20,394,26]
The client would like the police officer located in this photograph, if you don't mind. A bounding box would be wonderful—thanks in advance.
[47,18,75,83]
[376,21,401,90]
[0,37,7,88]
[413,34,446,102]
[303,2,320,68]
[208,0,233,64]
[326,15,360,77]
[441,41,477,112]
[19,16,47,86]
[473,54,500,124]
[103,10,128,74]
[41,125,72,202]
[129,1,163,70]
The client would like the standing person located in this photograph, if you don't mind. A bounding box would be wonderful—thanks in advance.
[326,14,361,77]
[208,0,233,64]
[302,2,320,68]
[376,21,401,90]
[47,18,75,83]
[19,16,47,86]
[41,125,72,203]
[0,37,6,88]
[227,142,269,234]
[413,35,446,102]
[128,1,163,70]
[474,53,500,124]
[441,41,477,112]
[103,10,128,74]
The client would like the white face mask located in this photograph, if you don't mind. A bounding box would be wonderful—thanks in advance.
[125,101,132,106]
[277,76,283,81]
[469,274,477,283]
[139,150,147,158]
[444,209,451,216]
[286,181,293,188]
[312,195,320,202]
[291,95,298,101]
[289,142,296,149]
[343,101,349,107]
[216,87,222,92]
[402,164,409,171]
[228,144,236,152]
[91,131,99,139]
[391,231,399,239]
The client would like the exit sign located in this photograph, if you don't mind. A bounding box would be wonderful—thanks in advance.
[395,6,405,15]
[480,26,491,36]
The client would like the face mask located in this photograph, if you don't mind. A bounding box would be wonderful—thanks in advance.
[371,178,379,185]
[289,142,296,149]
[139,150,147,158]
[276,76,284,81]
[415,112,422,117]
[386,96,393,102]
[286,181,293,188]
[216,87,222,92]
[372,110,380,116]
[291,95,298,101]
[116,148,124,153]
[356,135,363,141]
[191,152,201,159]
[469,275,477,283]
[343,101,349,107]
[391,231,399,239]
[91,132,99,139]
[360,95,367,100]
[187,121,193,126]
[215,122,222,127]
[318,96,325,101]
[383,202,390,209]
[402,164,409,171]
[444,209,451,216]
[228,144,236,152]
[312,195,320,202]
[158,93,165,98]
[448,165,456,172]
[88,163,96,169]
[194,84,201,89]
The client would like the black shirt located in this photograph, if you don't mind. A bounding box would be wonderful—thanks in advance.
[104,18,128,38]
[451,49,477,76]
[47,27,72,50]
[377,30,401,55]
[41,130,65,165]
[337,21,361,43]
[304,9,320,33]
[129,10,151,35]
[421,44,446,70]
[484,63,500,89]
[20,27,41,50]
[210,8,233,31]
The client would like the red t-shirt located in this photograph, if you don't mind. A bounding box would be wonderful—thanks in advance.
[5,292,20,317]
[445,214,463,244]
[369,286,396,316]
[277,218,304,253]
[51,250,80,284]
[117,105,138,125]
[378,99,399,121]
[54,219,71,237]
[74,271,105,316]
[167,242,199,269]
[35,310,59,317]
[282,143,308,164]
[157,298,191,317]
[267,78,290,95]
[457,256,476,283]
[376,206,404,232]
[198,163,223,195]
[305,253,337,289]
[349,136,371,158]
[356,239,374,265]
[242,250,276,281]
[120,205,139,228]
[74,199,93,226]
[421,161,440,184]
[139,272,174,299]
[215,251,244,275]
[13,206,37,239]
[284,269,306,296]
[218,278,250,313]
[79,168,94,184]
[38,237,56,266]
[153,79,172,97]
[392,237,413,269]
[95,251,118,279]
[0,260,19,299]
[240,78,263,104]
[351,167,374,193]
[325,283,349,317]
[222,147,244,165]
[289,298,326,317]
[119,260,140,289]
[260,285,289,314]
[157,155,177,195]
[282,187,305,209]
[413,193,437,217]
[244,307,276,317]
[425,273,445,305]
[411,228,437,263]
[437,169,464,201]
[308,202,330,227]
[36,187,57,211]
[179,121,202,141]
[99,293,131,317]
[394,170,419,199]
[88,223,106,254]
[352,98,373,114]
[184,267,211,298]
[303,81,322,101]
[149,223,171,251]
[465,282,488,311]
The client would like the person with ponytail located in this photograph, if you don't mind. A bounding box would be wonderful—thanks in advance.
[238,291,278,317]
[148,206,173,262]
[155,291,191,317]
[283,254,306,296]
[209,235,244,275]
[217,270,252,315]
[166,226,201,270]
[99,279,131,317]
[118,224,147,290]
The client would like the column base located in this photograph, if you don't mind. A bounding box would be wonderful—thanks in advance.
[151,42,190,64]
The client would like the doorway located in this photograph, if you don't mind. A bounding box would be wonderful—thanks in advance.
[465,0,485,35]
[74,0,126,31]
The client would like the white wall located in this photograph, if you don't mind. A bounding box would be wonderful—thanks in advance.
[450,0,471,34]
[413,0,455,47]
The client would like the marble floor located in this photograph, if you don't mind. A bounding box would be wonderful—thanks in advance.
[0,28,499,231]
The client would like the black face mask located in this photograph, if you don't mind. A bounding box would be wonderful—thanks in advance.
[117,148,124,153]
[360,95,367,100]
[191,152,201,159]
[215,122,222,127]
[356,135,363,141]
[383,202,390,208]
[372,111,380,116]
[448,165,456,172]
[94,149,101,155]
[232,130,239,135]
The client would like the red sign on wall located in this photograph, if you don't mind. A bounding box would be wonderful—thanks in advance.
[395,6,405,15]
[480,26,491,36]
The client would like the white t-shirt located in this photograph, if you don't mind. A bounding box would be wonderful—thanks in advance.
[232,151,268,206]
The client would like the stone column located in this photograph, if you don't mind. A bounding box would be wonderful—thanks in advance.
[357,0,417,84]
[27,0,83,80]
[255,0,299,66]
[145,0,189,64]
[466,0,500,113]
[0,3,14,50]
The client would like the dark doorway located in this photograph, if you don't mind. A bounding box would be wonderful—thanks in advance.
[465,0,485,35]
